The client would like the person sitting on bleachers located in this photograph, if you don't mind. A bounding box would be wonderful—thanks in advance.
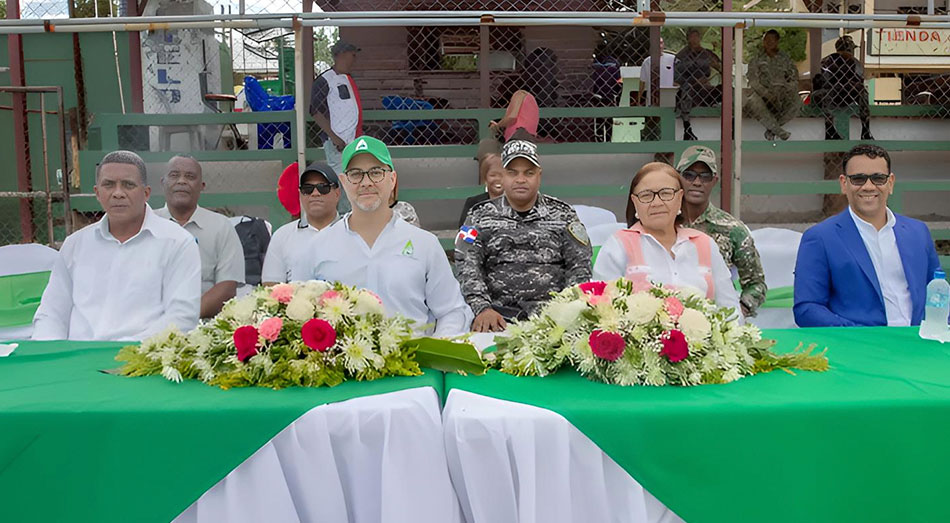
[811,35,873,141]
[33,151,200,341]
[262,162,342,285]
[594,161,740,314]
[156,155,245,318]
[744,29,801,141]
[458,138,506,228]
[794,144,939,327]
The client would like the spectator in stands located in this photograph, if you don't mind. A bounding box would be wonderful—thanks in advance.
[310,40,362,213]
[674,28,723,141]
[490,90,539,143]
[389,177,421,227]
[291,136,472,336]
[639,37,676,106]
[744,30,801,141]
[458,139,506,228]
[155,156,245,318]
[676,146,767,317]
[812,35,873,141]
[794,144,939,327]
[262,162,341,285]
[33,151,200,341]
[593,161,740,313]
[456,140,592,331]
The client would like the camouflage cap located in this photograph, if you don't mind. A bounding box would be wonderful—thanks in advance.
[835,35,857,52]
[676,145,719,176]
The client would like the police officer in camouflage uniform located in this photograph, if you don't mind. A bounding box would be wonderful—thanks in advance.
[674,28,723,141]
[744,30,801,141]
[676,146,767,317]
[456,140,592,332]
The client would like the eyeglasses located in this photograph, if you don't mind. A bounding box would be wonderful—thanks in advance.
[343,166,391,185]
[845,173,891,186]
[634,188,680,204]
[681,170,715,183]
[299,182,336,195]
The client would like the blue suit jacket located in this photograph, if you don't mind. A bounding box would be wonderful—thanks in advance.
[793,210,939,327]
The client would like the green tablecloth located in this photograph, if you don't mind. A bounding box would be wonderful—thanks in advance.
[0,341,443,523]
[446,327,950,523]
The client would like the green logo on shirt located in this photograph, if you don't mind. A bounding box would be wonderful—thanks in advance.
[402,240,414,256]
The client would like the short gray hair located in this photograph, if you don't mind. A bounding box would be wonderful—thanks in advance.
[168,154,202,177]
[96,150,148,185]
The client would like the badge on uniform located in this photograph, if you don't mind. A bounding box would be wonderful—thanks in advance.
[455,225,478,250]
[567,220,590,246]
[402,240,414,256]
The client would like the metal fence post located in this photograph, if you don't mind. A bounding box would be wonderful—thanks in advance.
[733,25,744,219]
[294,18,308,171]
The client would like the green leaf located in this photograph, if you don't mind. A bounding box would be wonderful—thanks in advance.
[404,337,488,376]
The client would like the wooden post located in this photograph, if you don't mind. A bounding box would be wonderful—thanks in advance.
[479,24,490,109]
[720,0,734,214]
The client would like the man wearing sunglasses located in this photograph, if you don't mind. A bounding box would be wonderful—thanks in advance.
[794,144,940,327]
[262,162,341,285]
[291,136,472,336]
[676,146,766,317]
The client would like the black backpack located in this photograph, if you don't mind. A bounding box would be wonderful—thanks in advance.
[233,216,271,286]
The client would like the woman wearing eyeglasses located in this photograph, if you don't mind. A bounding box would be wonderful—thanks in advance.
[592,161,741,314]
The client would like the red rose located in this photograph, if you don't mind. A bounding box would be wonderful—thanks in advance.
[301,318,337,352]
[589,330,626,361]
[579,281,607,296]
[233,325,260,362]
[660,329,689,363]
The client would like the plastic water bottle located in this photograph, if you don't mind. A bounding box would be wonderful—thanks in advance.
[919,270,950,341]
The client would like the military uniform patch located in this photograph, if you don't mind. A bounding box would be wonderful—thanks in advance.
[567,220,590,246]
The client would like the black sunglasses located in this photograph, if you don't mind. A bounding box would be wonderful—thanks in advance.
[681,170,715,183]
[299,182,336,195]
[845,173,890,187]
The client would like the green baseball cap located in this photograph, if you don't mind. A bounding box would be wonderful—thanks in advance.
[341,136,394,172]
[676,145,719,176]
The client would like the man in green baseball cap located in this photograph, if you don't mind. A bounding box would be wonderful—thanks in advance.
[676,145,767,317]
[291,135,473,336]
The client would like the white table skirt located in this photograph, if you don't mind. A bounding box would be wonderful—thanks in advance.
[443,389,684,523]
[174,387,463,523]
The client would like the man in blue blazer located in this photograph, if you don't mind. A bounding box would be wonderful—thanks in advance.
[794,144,940,327]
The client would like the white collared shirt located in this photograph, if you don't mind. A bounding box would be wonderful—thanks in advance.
[290,213,473,336]
[155,205,245,293]
[593,227,741,314]
[33,206,201,341]
[262,215,338,284]
[848,206,912,326]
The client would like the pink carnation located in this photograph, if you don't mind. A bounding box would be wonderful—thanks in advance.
[579,281,607,296]
[259,317,283,342]
[589,330,626,362]
[664,296,685,322]
[587,294,610,307]
[319,290,341,304]
[270,283,295,304]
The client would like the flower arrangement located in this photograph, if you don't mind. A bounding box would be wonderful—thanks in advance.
[492,279,828,386]
[116,281,482,389]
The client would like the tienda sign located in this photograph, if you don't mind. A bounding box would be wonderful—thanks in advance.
[870,28,950,56]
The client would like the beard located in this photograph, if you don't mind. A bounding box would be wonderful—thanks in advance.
[354,195,382,212]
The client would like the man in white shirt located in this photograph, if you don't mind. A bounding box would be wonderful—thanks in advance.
[155,155,245,318]
[292,136,473,336]
[263,162,341,285]
[310,41,362,177]
[33,150,201,341]
[639,38,675,106]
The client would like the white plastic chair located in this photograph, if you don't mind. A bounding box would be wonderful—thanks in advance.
[572,205,618,232]
[749,228,803,330]
[587,222,626,247]
[0,244,59,340]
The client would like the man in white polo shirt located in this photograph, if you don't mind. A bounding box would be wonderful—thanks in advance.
[310,40,362,178]
[155,155,244,318]
[291,136,473,336]
[33,151,201,341]
[262,162,341,285]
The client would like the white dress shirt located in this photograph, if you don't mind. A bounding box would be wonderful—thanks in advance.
[593,227,741,314]
[848,207,912,326]
[155,205,245,293]
[291,214,473,336]
[33,206,201,341]
[639,52,676,105]
[262,215,337,284]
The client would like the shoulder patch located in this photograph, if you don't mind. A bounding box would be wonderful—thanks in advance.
[567,220,590,246]
[455,225,479,251]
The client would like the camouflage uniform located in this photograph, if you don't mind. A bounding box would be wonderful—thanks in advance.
[673,47,722,124]
[744,49,801,138]
[455,194,592,319]
[686,205,767,316]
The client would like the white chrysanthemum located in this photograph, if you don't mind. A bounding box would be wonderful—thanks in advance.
[379,328,401,356]
[285,296,315,322]
[722,367,742,383]
[676,285,706,301]
[678,307,712,342]
[625,292,663,325]
[161,366,183,383]
[222,296,257,324]
[302,280,331,296]
[594,300,621,332]
[322,296,354,324]
[545,300,587,329]
[353,290,384,317]
[342,336,373,373]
